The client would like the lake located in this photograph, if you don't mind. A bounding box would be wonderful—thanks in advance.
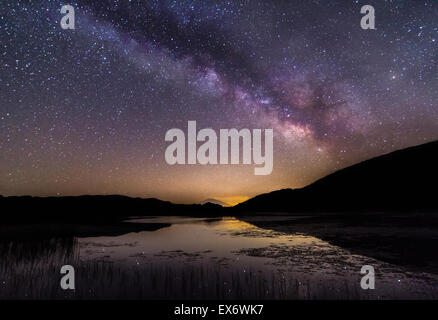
[1,216,438,299]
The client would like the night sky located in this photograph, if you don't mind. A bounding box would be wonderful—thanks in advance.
[1,0,437,206]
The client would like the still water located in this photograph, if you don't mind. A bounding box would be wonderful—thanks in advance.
[73,216,438,299]
[1,216,438,299]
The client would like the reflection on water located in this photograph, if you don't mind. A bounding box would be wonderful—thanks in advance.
[80,217,291,266]
[1,216,438,299]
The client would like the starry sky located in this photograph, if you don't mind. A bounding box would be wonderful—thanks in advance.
[0,0,437,206]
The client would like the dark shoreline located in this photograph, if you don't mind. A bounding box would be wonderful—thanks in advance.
[241,212,438,275]
[1,214,438,300]
[1,211,438,276]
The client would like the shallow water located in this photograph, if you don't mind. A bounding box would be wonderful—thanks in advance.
[1,216,437,299]
[75,216,438,299]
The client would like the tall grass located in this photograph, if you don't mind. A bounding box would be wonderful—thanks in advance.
[0,238,436,300]
[0,238,365,300]
[1,259,369,300]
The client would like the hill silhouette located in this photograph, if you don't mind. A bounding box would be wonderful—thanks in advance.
[0,195,224,224]
[1,141,437,225]
[236,140,438,213]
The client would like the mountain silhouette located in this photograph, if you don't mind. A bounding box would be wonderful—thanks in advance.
[0,195,224,224]
[200,199,229,206]
[236,140,438,213]
[1,141,437,224]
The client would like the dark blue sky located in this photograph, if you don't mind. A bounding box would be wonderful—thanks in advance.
[0,0,437,205]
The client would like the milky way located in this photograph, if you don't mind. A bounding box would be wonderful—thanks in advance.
[0,1,437,205]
